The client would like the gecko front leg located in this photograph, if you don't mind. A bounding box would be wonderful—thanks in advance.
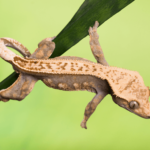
[29,36,56,59]
[89,21,109,66]
[81,21,110,129]
[80,91,107,129]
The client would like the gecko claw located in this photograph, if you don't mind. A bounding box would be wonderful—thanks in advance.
[88,21,99,39]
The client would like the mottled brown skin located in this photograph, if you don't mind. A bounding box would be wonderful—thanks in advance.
[0,21,150,129]
[0,73,38,101]
[0,37,56,102]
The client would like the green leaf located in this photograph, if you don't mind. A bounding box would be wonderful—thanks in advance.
[0,0,134,90]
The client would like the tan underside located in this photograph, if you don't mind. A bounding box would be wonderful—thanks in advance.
[12,56,149,103]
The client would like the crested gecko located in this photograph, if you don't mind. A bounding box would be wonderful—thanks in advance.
[0,21,150,129]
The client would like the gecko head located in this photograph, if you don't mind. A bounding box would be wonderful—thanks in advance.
[112,88,150,119]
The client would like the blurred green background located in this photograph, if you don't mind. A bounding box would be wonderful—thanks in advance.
[0,0,150,150]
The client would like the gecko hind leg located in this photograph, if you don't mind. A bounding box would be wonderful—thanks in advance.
[89,21,109,66]
[80,91,107,129]
[29,36,56,59]
[0,73,38,102]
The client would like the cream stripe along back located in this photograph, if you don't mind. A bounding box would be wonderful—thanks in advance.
[12,55,149,104]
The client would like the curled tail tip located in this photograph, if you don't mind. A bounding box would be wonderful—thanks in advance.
[0,40,16,62]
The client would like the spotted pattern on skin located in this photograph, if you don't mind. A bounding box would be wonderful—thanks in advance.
[58,83,70,90]
[73,83,81,90]
[82,82,96,93]
[42,78,55,87]
[12,55,149,105]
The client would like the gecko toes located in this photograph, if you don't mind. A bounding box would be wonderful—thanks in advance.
[88,27,93,33]
[94,21,99,28]
[80,121,87,129]
[45,36,56,42]
[1,99,10,102]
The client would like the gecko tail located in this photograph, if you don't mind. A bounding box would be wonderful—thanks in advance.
[0,37,31,63]
[0,38,17,62]
[0,38,31,57]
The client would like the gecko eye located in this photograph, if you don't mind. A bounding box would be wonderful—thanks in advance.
[129,101,139,109]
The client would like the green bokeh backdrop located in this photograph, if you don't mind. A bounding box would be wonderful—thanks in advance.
[0,0,150,150]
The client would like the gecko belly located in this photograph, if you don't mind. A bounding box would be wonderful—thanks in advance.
[41,74,109,93]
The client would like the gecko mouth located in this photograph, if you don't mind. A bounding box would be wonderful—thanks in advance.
[121,106,149,118]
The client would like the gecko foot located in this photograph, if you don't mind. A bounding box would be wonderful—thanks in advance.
[0,99,10,102]
[80,120,87,129]
[88,21,99,38]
